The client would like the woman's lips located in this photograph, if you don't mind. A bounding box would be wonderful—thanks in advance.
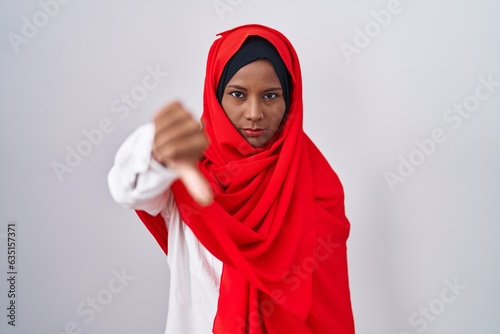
[241,128,264,137]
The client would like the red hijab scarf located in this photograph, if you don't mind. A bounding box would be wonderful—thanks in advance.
[136,24,355,333]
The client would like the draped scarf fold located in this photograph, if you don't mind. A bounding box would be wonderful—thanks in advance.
[136,24,355,333]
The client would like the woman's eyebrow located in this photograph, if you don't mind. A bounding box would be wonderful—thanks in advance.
[226,84,247,91]
[225,84,283,93]
[263,87,283,92]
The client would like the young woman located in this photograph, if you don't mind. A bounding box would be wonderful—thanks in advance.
[108,24,355,333]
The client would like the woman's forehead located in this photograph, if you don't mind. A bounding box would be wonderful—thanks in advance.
[226,60,281,86]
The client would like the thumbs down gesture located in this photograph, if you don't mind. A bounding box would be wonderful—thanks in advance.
[152,101,213,206]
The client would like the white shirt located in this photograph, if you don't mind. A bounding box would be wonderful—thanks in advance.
[107,123,223,334]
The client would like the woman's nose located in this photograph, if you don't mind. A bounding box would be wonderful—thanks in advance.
[245,98,262,121]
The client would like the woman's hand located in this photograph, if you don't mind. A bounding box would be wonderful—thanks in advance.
[152,101,213,206]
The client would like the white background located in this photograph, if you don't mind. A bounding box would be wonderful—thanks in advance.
[1,1,499,333]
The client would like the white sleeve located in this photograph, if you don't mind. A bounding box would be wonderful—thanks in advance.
[107,123,179,216]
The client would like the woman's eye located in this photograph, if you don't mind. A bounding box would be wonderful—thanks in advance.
[263,93,277,99]
[230,91,244,98]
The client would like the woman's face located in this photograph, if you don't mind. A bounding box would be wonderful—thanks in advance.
[221,59,286,148]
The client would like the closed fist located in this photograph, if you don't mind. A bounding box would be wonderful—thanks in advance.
[152,101,213,206]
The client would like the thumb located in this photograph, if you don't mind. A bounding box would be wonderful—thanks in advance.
[174,162,213,207]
